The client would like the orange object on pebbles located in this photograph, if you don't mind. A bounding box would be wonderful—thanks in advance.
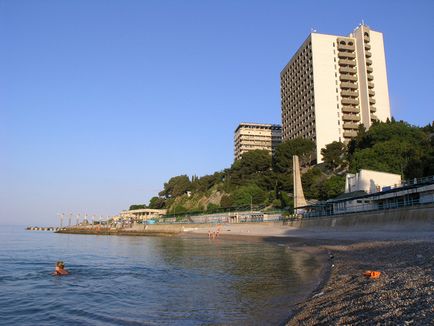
[363,270,381,279]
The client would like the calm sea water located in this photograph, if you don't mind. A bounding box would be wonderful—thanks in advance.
[0,226,320,325]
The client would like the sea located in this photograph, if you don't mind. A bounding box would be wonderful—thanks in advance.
[0,225,321,325]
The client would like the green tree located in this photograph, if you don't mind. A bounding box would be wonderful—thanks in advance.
[148,197,166,209]
[206,203,220,213]
[320,175,345,200]
[231,184,267,208]
[301,167,325,199]
[159,175,192,198]
[273,138,315,173]
[227,150,272,188]
[170,204,187,215]
[191,172,224,193]
[351,140,418,177]
[279,191,293,210]
[129,204,146,210]
[348,121,431,179]
[321,141,347,172]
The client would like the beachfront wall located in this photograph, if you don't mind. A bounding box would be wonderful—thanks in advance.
[189,212,266,224]
[288,204,434,232]
[420,184,434,204]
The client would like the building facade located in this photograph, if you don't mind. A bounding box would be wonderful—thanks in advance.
[280,24,391,162]
[117,208,167,221]
[345,169,401,194]
[234,123,282,160]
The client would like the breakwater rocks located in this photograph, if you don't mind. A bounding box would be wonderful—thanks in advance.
[26,226,61,231]
[55,223,196,236]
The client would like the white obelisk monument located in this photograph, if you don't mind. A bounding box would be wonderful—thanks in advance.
[293,155,307,215]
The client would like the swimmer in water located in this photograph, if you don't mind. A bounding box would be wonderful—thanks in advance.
[53,261,69,276]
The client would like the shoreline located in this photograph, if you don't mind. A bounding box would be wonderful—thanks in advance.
[286,239,434,325]
[56,222,434,323]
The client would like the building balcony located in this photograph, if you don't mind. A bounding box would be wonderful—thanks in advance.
[368,81,375,89]
[365,44,371,50]
[367,74,374,81]
[369,89,375,97]
[339,67,357,74]
[342,106,360,114]
[370,106,376,113]
[340,74,358,82]
[340,82,358,89]
[367,66,374,73]
[365,51,372,58]
[343,130,358,138]
[342,114,361,122]
[365,58,372,66]
[341,90,359,98]
[371,114,379,121]
[338,52,356,59]
[342,98,359,105]
[338,59,356,66]
[343,122,359,130]
[369,98,376,105]
[364,35,370,42]
[337,44,355,51]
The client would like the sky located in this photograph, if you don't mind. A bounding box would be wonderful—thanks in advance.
[1,0,433,225]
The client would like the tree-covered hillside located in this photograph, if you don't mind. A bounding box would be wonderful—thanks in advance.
[129,120,434,214]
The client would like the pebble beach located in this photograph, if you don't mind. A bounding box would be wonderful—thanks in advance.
[288,240,434,325]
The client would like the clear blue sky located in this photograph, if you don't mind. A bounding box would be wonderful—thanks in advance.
[1,0,433,225]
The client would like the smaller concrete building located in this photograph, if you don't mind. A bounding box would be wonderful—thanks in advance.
[234,123,282,160]
[301,175,434,217]
[117,208,167,221]
[345,169,401,194]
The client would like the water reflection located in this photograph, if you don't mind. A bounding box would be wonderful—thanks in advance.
[0,228,320,325]
[154,237,320,324]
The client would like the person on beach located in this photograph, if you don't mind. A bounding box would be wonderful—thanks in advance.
[53,261,69,276]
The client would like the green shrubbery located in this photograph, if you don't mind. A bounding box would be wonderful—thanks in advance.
[129,120,434,214]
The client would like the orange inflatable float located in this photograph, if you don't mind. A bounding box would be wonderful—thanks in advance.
[363,270,381,279]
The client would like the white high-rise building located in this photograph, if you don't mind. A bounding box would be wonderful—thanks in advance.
[234,123,282,160]
[280,24,391,163]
